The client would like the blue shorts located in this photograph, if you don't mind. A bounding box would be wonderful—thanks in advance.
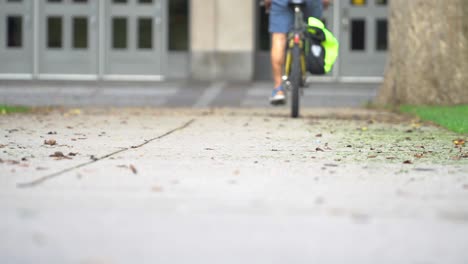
[269,0,323,33]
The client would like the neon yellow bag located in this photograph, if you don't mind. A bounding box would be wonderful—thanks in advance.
[306,17,339,74]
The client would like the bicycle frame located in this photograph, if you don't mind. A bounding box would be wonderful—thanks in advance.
[283,4,307,85]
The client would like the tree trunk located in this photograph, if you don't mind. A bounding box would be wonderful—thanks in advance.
[377,0,468,105]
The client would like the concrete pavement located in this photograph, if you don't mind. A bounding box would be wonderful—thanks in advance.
[1,108,467,264]
[0,80,377,108]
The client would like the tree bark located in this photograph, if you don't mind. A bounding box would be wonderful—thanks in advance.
[377,0,468,105]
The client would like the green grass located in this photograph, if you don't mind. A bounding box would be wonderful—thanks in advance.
[0,105,30,114]
[400,105,468,134]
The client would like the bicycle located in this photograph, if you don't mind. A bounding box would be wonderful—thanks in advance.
[262,0,332,118]
[261,0,309,118]
[283,0,308,118]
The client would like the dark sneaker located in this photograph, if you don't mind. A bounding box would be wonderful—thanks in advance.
[269,86,286,105]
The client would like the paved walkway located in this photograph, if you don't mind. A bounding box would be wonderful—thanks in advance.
[0,80,377,108]
[1,108,467,264]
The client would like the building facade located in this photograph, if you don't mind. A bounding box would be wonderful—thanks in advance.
[0,0,388,82]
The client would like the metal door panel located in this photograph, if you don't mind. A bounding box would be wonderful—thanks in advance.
[0,0,33,75]
[38,0,98,76]
[105,0,163,77]
[339,0,388,77]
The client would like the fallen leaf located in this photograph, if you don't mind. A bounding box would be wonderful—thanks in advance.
[68,109,82,115]
[68,152,78,156]
[361,127,368,131]
[414,153,424,159]
[386,157,396,160]
[453,139,465,147]
[50,151,64,157]
[346,145,352,148]
[411,122,422,129]
[50,152,71,160]
[368,155,377,159]
[315,133,323,137]
[403,160,413,164]
[130,164,138,174]
[44,139,57,146]
[316,147,324,152]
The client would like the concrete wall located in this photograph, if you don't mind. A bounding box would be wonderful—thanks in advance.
[190,0,255,81]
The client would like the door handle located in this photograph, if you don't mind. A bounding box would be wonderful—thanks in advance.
[155,2,162,25]
[25,15,31,29]
[90,16,97,26]
[342,18,349,28]
[342,7,349,31]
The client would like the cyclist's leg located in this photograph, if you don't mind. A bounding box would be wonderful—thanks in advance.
[271,33,287,89]
[269,0,292,103]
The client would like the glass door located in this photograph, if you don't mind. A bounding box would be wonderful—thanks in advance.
[0,0,33,75]
[339,0,388,77]
[104,0,163,78]
[38,0,98,77]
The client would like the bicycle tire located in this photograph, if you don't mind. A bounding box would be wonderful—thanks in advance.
[290,45,302,118]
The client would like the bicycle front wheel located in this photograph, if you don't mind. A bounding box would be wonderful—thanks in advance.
[290,45,302,118]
